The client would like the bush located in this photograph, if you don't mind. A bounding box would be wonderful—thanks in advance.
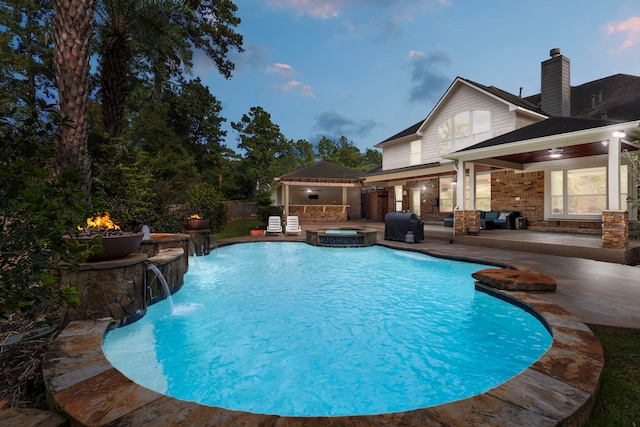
[186,182,228,233]
[255,191,282,224]
[0,102,91,319]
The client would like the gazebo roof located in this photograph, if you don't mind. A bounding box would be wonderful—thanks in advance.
[278,161,363,182]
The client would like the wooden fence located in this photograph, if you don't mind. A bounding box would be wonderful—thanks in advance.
[226,201,257,220]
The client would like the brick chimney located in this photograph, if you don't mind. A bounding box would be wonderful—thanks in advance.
[541,48,571,116]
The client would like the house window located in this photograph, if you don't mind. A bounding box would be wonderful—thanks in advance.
[439,110,492,155]
[410,140,421,165]
[475,173,492,211]
[439,176,455,212]
[463,173,491,211]
[549,165,628,216]
[394,185,403,212]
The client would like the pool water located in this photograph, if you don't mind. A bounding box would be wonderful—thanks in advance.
[102,242,551,417]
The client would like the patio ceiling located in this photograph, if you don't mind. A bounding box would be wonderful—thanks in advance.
[486,139,639,168]
[445,120,640,170]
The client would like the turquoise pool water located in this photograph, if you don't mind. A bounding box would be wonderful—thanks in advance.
[102,242,551,417]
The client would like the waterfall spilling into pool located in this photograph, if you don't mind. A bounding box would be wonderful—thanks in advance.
[104,242,551,417]
[147,264,175,312]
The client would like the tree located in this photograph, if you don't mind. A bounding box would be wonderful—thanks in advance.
[166,77,230,183]
[0,0,56,113]
[316,135,364,169]
[95,0,243,139]
[231,106,288,198]
[53,0,97,194]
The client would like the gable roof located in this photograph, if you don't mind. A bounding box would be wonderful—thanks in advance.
[376,77,546,148]
[524,74,640,121]
[278,161,362,181]
[460,78,544,114]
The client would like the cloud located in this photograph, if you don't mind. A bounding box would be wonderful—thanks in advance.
[267,0,341,19]
[265,63,294,75]
[603,16,640,50]
[313,110,376,138]
[406,49,451,103]
[274,80,316,98]
[267,0,449,21]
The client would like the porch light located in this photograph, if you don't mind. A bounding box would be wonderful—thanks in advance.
[613,130,626,138]
[601,140,609,146]
[548,148,564,158]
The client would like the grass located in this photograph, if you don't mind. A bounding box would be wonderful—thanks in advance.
[214,217,260,239]
[585,325,640,426]
[215,219,640,424]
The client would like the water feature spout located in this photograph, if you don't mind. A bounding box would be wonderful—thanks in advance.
[142,224,151,240]
[148,264,175,312]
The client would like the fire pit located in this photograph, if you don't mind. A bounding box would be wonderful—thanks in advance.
[64,213,143,261]
[186,214,210,230]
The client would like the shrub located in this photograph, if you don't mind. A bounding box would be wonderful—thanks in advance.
[186,182,228,233]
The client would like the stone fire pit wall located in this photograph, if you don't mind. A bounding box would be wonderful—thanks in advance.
[61,239,187,327]
[139,233,190,272]
[61,254,148,326]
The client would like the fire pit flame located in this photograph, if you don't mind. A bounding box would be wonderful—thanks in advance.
[189,214,201,219]
[78,212,122,235]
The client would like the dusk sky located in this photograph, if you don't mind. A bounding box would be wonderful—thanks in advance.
[194,0,640,152]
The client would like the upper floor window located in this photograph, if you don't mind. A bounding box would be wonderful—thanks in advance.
[439,110,491,155]
[410,140,421,165]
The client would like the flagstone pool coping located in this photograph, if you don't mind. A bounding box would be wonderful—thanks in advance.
[43,283,603,426]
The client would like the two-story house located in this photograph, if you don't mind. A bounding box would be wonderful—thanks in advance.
[363,48,640,249]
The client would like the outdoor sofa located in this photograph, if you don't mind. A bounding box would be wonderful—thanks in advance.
[480,210,520,230]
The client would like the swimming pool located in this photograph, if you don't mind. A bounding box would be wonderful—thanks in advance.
[102,242,551,417]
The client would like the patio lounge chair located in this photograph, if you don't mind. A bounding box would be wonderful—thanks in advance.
[285,216,302,235]
[266,216,282,234]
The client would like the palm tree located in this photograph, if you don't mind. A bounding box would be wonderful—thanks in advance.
[53,0,97,193]
[95,0,243,139]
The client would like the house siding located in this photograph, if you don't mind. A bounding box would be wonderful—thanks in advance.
[422,84,517,164]
[381,83,532,172]
[382,139,414,171]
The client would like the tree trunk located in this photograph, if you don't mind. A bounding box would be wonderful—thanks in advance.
[53,0,97,194]
[100,36,130,140]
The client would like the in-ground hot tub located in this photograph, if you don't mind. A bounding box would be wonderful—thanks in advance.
[305,227,377,247]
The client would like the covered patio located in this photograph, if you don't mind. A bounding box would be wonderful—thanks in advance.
[444,118,640,250]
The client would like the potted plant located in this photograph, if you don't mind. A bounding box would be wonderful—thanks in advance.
[63,212,144,261]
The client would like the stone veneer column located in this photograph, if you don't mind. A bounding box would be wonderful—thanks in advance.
[454,210,481,236]
[602,210,628,249]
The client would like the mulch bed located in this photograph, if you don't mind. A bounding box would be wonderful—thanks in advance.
[0,307,62,410]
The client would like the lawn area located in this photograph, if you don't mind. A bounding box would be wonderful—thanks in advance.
[214,217,260,239]
[585,325,640,426]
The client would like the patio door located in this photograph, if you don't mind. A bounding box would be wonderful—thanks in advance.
[411,188,421,218]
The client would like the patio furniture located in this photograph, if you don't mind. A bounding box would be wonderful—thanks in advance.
[480,211,520,230]
[444,215,454,227]
[285,216,302,235]
[266,216,282,234]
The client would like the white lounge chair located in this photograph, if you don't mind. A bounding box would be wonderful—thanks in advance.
[266,216,282,234]
[285,216,302,235]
